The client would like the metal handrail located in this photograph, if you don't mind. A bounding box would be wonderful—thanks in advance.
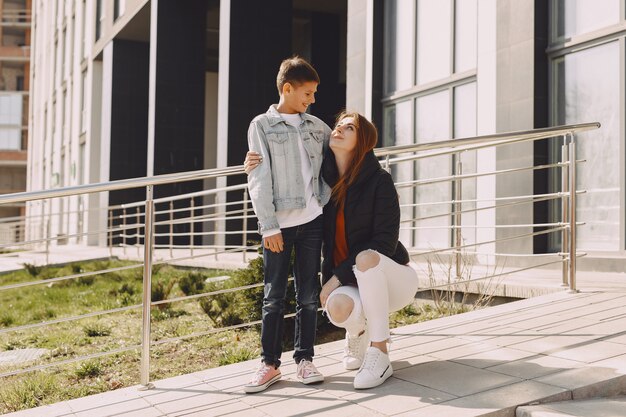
[0,122,599,389]
[0,166,245,206]
[373,122,599,156]
[0,123,597,206]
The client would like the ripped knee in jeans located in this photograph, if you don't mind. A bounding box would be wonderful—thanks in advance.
[355,250,380,273]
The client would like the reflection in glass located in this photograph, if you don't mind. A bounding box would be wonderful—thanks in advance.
[454,82,477,247]
[384,0,415,94]
[553,0,619,40]
[455,0,477,73]
[554,41,619,250]
[415,90,451,249]
[417,0,452,84]
[384,102,414,245]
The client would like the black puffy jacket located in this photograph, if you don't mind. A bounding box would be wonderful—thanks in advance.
[321,150,410,286]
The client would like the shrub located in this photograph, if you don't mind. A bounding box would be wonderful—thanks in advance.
[198,253,296,331]
[83,322,112,337]
[218,346,257,366]
[0,313,15,327]
[77,276,95,286]
[179,272,205,296]
[151,278,177,311]
[31,308,56,322]
[0,373,58,412]
[22,263,42,277]
[75,360,103,378]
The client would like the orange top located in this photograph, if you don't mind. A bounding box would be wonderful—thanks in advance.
[333,207,349,267]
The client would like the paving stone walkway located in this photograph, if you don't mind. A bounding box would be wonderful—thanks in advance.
[5,289,626,417]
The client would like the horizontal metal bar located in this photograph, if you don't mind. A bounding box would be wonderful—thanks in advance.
[399,190,583,208]
[400,222,583,230]
[374,122,599,157]
[0,304,141,335]
[395,160,579,189]
[0,166,246,206]
[0,263,143,292]
[400,193,563,224]
[0,344,141,379]
[411,226,566,257]
[420,258,568,292]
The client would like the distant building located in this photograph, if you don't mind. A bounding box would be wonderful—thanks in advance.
[0,0,30,243]
[27,0,625,269]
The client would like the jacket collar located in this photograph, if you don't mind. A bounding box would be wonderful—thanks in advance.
[266,104,316,127]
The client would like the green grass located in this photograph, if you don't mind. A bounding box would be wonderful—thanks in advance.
[0,258,475,413]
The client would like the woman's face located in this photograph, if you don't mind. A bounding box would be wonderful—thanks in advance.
[330,116,358,154]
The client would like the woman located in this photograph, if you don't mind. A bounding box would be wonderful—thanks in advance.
[245,112,418,390]
[318,112,418,389]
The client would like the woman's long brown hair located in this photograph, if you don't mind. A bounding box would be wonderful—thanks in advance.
[331,111,378,210]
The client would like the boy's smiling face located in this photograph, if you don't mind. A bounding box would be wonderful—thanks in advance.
[281,81,318,114]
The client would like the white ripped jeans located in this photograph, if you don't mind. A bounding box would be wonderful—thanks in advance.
[325,251,419,343]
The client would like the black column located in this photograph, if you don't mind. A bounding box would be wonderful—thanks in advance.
[226,0,293,245]
[109,40,150,245]
[153,0,207,245]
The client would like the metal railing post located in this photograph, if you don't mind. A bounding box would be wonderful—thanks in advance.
[140,185,155,389]
[560,140,569,287]
[45,217,50,265]
[169,201,174,259]
[136,206,141,258]
[568,137,578,293]
[190,198,195,258]
[108,209,113,257]
[454,159,463,280]
[122,208,127,256]
[242,189,249,263]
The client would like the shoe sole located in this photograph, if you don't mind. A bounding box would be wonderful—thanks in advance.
[353,365,393,389]
[299,374,325,384]
[243,373,281,393]
[343,360,362,370]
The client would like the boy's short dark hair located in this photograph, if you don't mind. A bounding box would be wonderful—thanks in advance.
[276,56,320,95]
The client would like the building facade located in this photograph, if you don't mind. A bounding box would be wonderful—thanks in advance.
[0,0,30,242]
[27,0,625,268]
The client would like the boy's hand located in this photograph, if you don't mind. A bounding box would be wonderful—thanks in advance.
[244,151,263,175]
[263,233,284,253]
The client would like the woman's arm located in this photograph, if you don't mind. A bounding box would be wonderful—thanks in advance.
[332,173,401,285]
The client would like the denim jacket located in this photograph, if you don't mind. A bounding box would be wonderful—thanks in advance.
[247,105,332,233]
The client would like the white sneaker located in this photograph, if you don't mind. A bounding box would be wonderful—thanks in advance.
[296,359,325,384]
[343,328,368,370]
[353,346,393,389]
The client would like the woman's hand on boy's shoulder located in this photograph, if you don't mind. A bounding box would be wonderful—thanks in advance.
[244,151,263,175]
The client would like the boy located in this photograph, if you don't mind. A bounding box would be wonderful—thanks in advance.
[244,57,332,393]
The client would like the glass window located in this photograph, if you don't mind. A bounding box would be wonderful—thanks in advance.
[553,0,620,40]
[454,82,477,247]
[554,41,619,250]
[384,0,415,94]
[455,0,477,73]
[114,0,126,20]
[414,90,451,249]
[384,101,414,245]
[80,70,87,133]
[417,0,452,85]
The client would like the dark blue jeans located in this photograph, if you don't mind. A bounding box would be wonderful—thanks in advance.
[260,215,323,368]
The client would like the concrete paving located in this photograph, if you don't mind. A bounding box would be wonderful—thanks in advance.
[4,289,626,417]
[516,396,626,416]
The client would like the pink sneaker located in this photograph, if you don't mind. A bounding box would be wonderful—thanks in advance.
[244,363,281,393]
[296,359,324,384]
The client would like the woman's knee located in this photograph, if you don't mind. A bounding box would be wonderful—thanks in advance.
[355,250,380,273]
[326,294,354,323]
